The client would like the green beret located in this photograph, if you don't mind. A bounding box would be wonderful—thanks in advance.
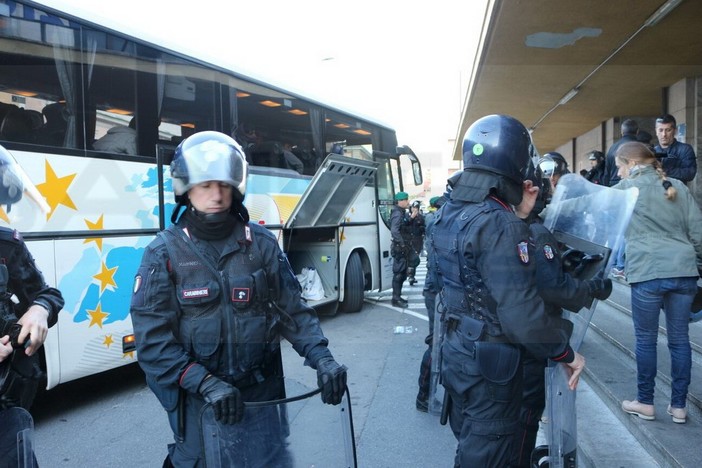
[429,196,441,207]
[394,191,409,201]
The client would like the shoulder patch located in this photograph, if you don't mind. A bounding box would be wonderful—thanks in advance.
[543,243,555,261]
[517,241,530,264]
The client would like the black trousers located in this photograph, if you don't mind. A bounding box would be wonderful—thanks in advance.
[442,331,523,468]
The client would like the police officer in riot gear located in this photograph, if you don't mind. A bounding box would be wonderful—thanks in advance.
[0,144,64,411]
[431,115,586,467]
[510,158,612,467]
[539,151,570,190]
[130,131,347,467]
[390,192,414,307]
[0,144,64,467]
[416,192,449,412]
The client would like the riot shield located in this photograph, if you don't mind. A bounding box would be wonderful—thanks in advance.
[0,406,36,468]
[536,173,638,468]
[200,379,356,468]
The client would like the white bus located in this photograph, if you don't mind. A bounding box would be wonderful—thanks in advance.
[0,0,423,393]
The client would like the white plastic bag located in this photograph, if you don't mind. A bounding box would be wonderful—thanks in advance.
[296,267,325,301]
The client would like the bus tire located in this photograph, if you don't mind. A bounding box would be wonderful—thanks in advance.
[340,251,364,313]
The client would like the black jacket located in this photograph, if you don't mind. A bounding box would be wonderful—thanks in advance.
[0,228,63,326]
[130,221,332,401]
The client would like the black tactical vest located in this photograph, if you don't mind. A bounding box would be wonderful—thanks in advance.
[432,200,503,337]
[159,224,278,381]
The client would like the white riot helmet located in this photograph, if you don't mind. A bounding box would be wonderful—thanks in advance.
[170,131,247,199]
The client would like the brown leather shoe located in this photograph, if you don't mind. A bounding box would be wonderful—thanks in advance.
[622,399,655,420]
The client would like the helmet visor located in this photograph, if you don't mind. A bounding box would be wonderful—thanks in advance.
[171,132,247,196]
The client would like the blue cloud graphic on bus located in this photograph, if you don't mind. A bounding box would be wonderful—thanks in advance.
[60,246,143,325]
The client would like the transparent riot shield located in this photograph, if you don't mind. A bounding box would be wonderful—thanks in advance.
[0,406,36,468]
[201,378,356,468]
[535,173,638,468]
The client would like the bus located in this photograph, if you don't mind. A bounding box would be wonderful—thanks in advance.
[0,0,423,395]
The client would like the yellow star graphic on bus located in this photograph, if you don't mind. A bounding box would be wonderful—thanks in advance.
[123,351,135,359]
[0,208,9,224]
[36,160,77,220]
[93,261,118,293]
[87,303,109,329]
[84,215,104,251]
[103,334,114,348]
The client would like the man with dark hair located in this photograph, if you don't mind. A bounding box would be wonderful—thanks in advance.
[604,118,639,187]
[654,114,697,184]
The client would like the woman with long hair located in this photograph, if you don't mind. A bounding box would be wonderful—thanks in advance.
[614,141,702,424]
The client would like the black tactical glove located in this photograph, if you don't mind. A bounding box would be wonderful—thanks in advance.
[316,357,348,405]
[587,277,613,301]
[198,376,244,425]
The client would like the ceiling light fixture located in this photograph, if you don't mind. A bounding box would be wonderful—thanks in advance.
[558,87,579,106]
[259,100,281,107]
[645,0,684,27]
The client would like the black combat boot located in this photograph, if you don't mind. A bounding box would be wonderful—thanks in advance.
[407,267,417,285]
[392,277,408,307]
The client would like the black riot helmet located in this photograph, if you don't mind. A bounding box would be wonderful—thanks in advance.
[525,150,552,213]
[462,114,532,185]
[539,152,570,177]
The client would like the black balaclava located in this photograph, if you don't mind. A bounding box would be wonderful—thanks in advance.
[172,192,250,241]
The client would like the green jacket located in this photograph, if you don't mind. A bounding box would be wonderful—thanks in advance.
[613,165,702,283]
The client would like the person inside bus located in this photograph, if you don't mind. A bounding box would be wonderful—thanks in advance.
[0,143,64,413]
[281,142,304,174]
[35,102,69,147]
[93,117,137,155]
[129,131,347,467]
[233,122,258,164]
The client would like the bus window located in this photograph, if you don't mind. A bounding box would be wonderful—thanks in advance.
[158,55,217,145]
[0,4,78,148]
[86,29,138,154]
[375,153,396,228]
[234,90,316,174]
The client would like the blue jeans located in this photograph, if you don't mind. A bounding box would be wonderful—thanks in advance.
[630,277,697,408]
[614,240,626,270]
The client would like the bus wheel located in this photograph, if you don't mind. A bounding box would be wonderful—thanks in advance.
[340,252,364,313]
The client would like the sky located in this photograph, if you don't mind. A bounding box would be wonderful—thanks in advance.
[34,0,488,155]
